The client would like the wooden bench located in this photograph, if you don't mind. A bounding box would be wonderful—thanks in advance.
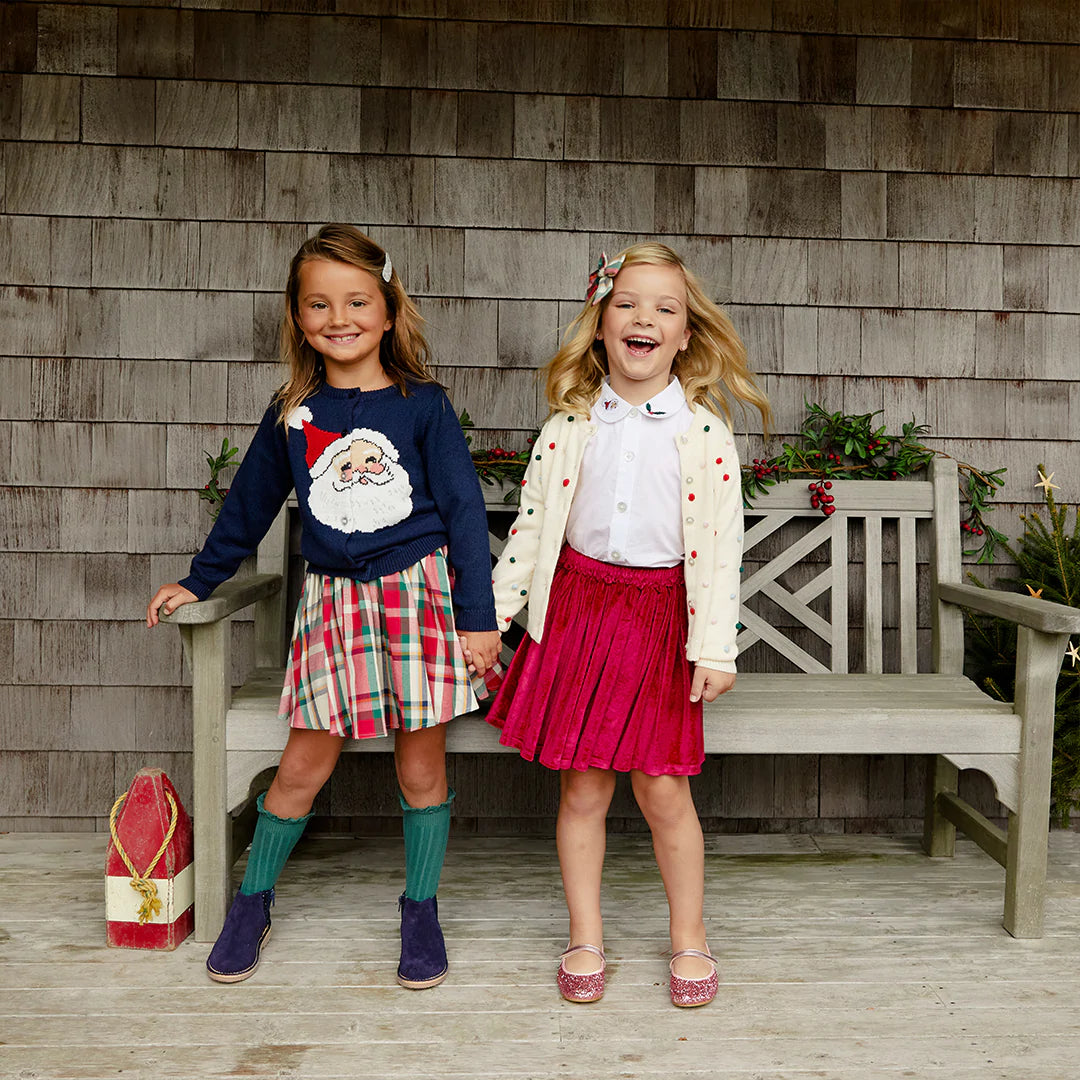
[165,457,1080,943]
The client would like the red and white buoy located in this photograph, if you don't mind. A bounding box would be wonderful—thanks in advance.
[106,768,194,950]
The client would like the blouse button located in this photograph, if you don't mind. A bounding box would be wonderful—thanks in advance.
[625,450,634,462]
[628,407,639,418]
[616,501,627,512]
[611,550,622,560]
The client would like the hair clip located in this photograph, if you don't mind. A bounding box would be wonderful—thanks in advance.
[586,251,625,306]
[381,254,393,282]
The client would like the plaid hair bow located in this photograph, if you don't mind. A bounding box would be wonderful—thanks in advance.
[586,251,626,306]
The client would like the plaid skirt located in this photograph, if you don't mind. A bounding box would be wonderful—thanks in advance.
[278,549,477,739]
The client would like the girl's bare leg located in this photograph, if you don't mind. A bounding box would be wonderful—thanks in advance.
[264,728,346,818]
[394,724,449,807]
[557,768,617,973]
[631,771,712,980]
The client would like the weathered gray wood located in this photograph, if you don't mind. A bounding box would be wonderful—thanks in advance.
[939,581,1080,634]
[1004,625,1069,938]
[864,516,883,673]
[183,619,231,942]
[161,574,280,626]
[4,830,1080,1080]
[936,790,1008,866]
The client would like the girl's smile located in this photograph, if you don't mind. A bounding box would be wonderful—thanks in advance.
[297,258,394,388]
[597,263,691,404]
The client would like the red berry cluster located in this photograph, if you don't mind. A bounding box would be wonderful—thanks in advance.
[809,450,843,465]
[808,480,836,516]
[961,520,984,536]
[750,457,779,482]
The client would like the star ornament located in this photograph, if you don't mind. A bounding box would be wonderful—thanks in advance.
[1066,641,1080,668]
[1035,469,1060,494]
[1026,585,1044,598]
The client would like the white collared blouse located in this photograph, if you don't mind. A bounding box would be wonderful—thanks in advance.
[492,394,744,673]
[565,377,693,568]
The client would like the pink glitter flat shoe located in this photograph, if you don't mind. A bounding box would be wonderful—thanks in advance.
[557,943,605,1003]
[669,948,718,1008]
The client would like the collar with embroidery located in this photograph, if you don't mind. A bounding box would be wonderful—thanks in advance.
[594,377,687,423]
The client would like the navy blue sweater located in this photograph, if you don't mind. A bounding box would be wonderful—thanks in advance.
[181,381,498,633]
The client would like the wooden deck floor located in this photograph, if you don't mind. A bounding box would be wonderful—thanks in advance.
[2,829,1079,1079]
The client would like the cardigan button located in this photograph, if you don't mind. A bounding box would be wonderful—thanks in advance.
[680,435,688,444]
[685,516,694,524]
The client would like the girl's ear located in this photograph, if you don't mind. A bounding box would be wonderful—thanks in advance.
[679,326,691,351]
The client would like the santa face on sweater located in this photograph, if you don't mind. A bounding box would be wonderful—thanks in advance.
[288,407,413,533]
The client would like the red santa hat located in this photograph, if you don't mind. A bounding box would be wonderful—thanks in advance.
[286,407,400,479]
[287,406,349,477]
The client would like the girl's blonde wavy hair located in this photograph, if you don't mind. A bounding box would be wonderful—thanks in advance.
[545,242,771,434]
[274,224,435,425]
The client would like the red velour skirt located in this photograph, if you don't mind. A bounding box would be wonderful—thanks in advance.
[487,545,704,776]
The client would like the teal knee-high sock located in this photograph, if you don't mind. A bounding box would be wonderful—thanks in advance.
[400,788,455,901]
[239,792,312,895]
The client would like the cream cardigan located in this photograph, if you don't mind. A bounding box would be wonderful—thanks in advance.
[492,403,744,672]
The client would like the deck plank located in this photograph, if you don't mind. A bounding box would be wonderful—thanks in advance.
[1,831,1078,1079]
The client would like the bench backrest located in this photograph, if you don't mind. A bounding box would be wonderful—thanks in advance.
[251,457,963,678]
[739,457,960,675]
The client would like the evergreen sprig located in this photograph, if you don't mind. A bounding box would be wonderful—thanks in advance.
[963,465,1080,825]
[742,403,1007,563]
[198,438,239,520]
[460,410,535,503]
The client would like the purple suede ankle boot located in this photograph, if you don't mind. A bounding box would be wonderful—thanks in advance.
[206,888,274,983]
[396,893,448,989]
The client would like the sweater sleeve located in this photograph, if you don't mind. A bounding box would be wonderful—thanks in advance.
[179,405,294,601]
[694,420,744,672]
[490,416,552,631]
[421,388,498,633]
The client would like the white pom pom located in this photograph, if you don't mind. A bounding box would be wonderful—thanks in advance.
[287,405,312,430]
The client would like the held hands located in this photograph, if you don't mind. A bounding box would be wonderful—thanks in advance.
[459,630,502,676]
[689,664,736,703]
[146,584,199,628]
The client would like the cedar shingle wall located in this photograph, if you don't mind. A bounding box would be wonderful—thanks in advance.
[2,1,1077,831]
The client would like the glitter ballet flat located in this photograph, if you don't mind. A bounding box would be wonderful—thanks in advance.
[556,943,606,1003]
[669,948,718,1008]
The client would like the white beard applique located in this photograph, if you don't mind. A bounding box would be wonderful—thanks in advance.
[288,406,414,534]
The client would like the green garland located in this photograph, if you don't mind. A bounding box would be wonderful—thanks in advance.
[742,403,1007,564]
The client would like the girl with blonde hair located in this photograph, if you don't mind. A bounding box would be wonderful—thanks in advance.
[487,242,770,1008]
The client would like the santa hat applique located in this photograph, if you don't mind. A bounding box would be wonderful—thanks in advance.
[287,406,344,477]
[286,406,400,479]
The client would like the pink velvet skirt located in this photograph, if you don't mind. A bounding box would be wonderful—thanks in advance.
[487,545,704,775]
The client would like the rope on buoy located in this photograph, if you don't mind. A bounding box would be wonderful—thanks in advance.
[109,789,178,924]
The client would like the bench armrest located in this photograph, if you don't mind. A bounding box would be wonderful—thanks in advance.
[938,581,1080,634]
[160,574,282,625]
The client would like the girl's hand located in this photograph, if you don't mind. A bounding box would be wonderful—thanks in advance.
[690,665,735,703]
[459,630,501,676]
[146,584,199,628]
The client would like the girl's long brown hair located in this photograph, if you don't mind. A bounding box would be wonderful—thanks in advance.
[274,224,434,424]
[544,242,771,434]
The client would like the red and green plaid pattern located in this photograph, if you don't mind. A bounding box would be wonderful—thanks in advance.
[279,549,477,739]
